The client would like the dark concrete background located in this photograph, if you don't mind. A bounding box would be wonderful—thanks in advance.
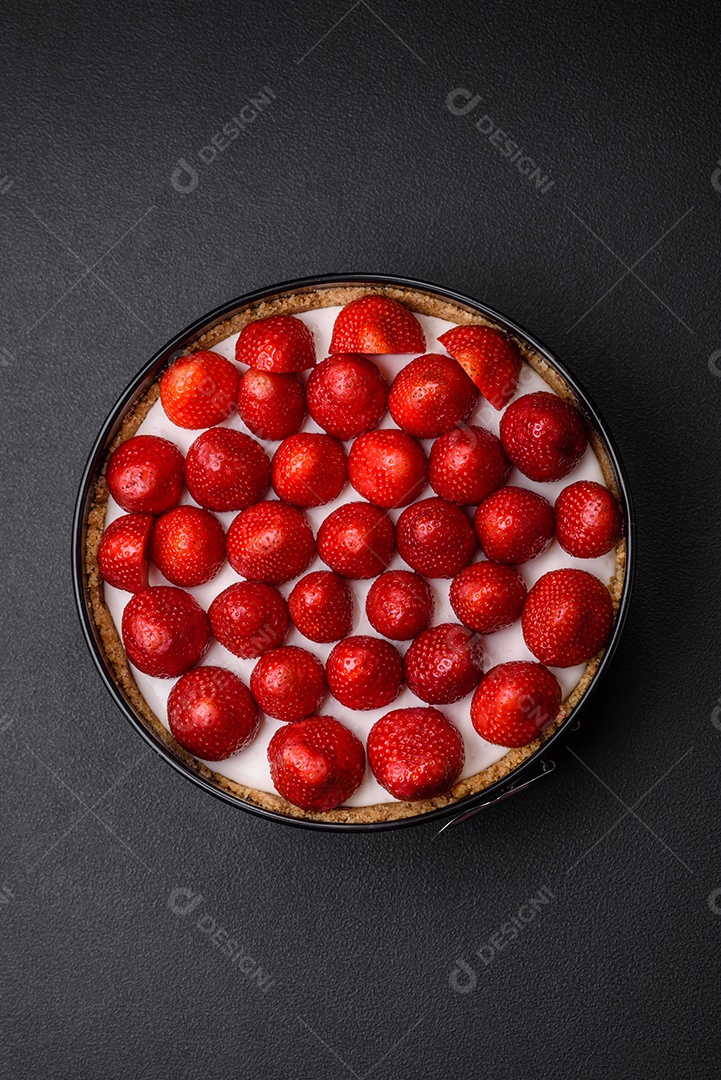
[2,1,720,1076]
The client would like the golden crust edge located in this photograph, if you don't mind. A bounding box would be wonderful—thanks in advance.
[83,284,627,826]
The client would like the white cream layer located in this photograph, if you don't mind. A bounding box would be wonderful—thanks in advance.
[103,307,616,806]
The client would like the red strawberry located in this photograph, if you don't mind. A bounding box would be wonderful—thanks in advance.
[555,480,623,558]
[121,585,210,677]
[150,505,225,587]
[235,315,315,372]
[474,486,555,565]
[271,433,347,508]
[237,369,306,441]
[306,354,389,439]
[522,568,614,667]
[98,513,154,592]
[396,497,476,578]
[405,623,484,704]
[287,571,353,643]
[438,325,522,410]
[317,501,395,579]
[326,635,404,710]
[500,391,587,482]
[250,646,327,722]
[268,716,365,811]
[167,666,259,760]
[107,435,184,515]
[209,581,289,658]
[185,427,270,512]
[348,429,428,509]
[471,661,561,747]
[428,425,510,506]
[329,295,425,354]
[449,561,527,634]
[365,570,434,640]
[388,354,479,438]
[160,350,239,429]
[367,707,464,800]
[226,501,315,584]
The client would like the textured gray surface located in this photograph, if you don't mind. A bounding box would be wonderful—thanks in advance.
[2,1,720,1076]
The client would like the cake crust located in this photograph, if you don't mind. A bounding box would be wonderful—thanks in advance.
[83,284,627,825]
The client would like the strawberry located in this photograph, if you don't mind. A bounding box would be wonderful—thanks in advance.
[326,635,404,710]
[438,325,521,410]
[522,568,614,667]
[287,571,353,643]
[107,434,184,515]
[150,505,225,587]
[500,391,587,482]
[306,354,388,439]
[404,623,484,704]
[317,501,395,579]
[396,497,476,578]
[237,369,306,441]
[98,513,154,592]
[329,294,425,355]
[428,425,510,506]
[185,427,270,512]
[209,581,289,658]
[160,350,239,429]
[348,429,428,509]
[167,666,259,760]
[226,501,315,585]
[121,585,210,677]
[235,314,315,373]
[267,716,365,811]
[471,661,561,747]
[271,432,347,508]
[474,486,555,565]
[555,480,623,558]
[367,707,464,800]
[365,570,434,640]
[388,354,479,438]
[449,561,527,634]
[250,645,327,722]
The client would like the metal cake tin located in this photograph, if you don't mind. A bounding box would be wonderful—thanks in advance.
[72,274,636,832]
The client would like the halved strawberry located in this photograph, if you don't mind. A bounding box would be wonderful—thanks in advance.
[98,513,154,592]
[121,586,210,678]
[330,295,426,354]
[160,350,239,429]
[168,666,259,760]
[471,661,561,747]
[235,315,316,372]
[268,716,365,810]
[439,325,522,410]
[368,707,464,800]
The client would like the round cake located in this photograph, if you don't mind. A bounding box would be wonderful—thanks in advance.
[84,283,627,824]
